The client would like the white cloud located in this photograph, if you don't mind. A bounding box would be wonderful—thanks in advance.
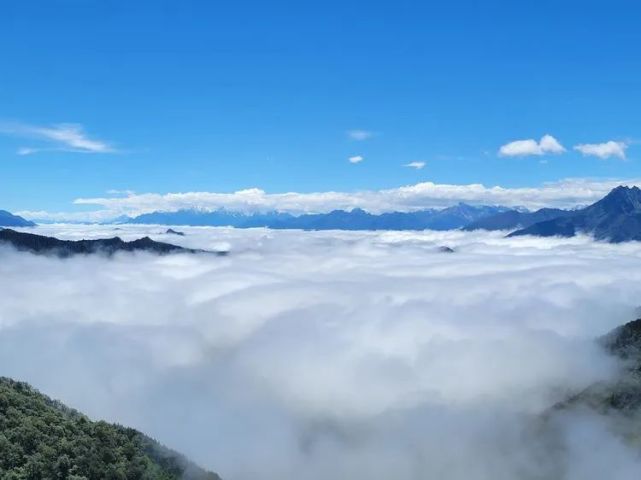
[0,121,114,154]
[403,161,426,170]
[349,155,364,164]
[499,134,566,157]
[0,225,638,480]
[574,141,628,160]
[347,130,374,141]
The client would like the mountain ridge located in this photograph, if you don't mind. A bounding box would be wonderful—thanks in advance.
[0,210,36,228]
[463,207,572,231]
[0,229,198,257]
[509,185,641,242]
[127,203,510,231]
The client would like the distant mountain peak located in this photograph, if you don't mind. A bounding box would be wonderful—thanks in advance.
[345,207,369,214]
[603,184,641,198]
[597,185,641,213]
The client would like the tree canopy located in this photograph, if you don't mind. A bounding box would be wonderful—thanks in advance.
[0,377,220,480]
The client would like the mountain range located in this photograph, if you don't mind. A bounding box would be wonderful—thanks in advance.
[509,186,641,242]
[6,185,641,242]
[125,186,641,242]
[126,204,510,230]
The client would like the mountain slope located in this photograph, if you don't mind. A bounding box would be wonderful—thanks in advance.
[128,204,508,231]
[509,186,641,242]
[463,208,571,231]
[602,317,641,365]
[0,229,196,257]
[593,317,641,412]
[0,210,35,228]
[0,377,220,480]
[553,318,641,417]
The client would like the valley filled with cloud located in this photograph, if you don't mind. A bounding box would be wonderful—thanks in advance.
[1,225,640,479]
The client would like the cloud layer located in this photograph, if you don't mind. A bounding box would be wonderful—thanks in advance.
[1,225,640,480]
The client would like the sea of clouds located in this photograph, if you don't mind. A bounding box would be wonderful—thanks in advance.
[1,225,641,479]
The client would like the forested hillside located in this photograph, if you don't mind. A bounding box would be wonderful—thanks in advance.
[0,378,220,480]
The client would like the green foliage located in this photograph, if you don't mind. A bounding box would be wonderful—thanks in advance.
[0,378,220,480]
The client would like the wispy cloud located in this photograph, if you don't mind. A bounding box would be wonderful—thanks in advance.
[347,129,374,141]
[348,155,364,164]
[403,161,426,170]
[106,189,136,196]
[574,141,627,160]
[0,121,115,155]
[16,147,38,156]
[499,134,566,157]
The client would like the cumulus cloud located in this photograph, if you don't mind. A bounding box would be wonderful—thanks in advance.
[0,225,639,480]
[349,155,365,164]
[18,177,639,222]
[499,134,566,157]
[574,141,628,160]
[403,161,425,170]
[0,121,114,154]
[347,130,374,141]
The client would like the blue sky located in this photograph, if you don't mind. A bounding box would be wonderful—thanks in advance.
[1,0,641,218]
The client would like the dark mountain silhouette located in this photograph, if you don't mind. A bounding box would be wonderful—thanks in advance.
[128,204,508,231]
[509,186,641,242]
[166,228,186,236]
[0,229,197,257]
[0,210,35,227]
[0,377,221,479]
[464,207,572,231]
